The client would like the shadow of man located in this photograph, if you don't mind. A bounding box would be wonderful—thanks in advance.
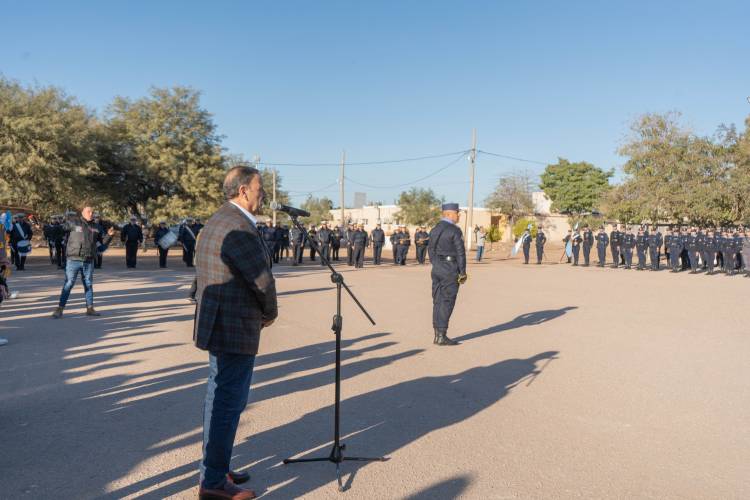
[226,350,561,498]
[456,306,577,343]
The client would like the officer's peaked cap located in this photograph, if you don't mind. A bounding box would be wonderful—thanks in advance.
[442,203,459,211]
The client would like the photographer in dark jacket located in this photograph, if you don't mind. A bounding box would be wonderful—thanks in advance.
[52,203,114,319]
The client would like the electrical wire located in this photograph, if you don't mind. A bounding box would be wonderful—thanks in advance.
[477,149,549,166]
[257,150,470,167]
[286,181,339,194]
[344,153,467,190]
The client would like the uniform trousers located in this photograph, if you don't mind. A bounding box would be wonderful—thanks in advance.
[649,247,659,270]
[582,244,592,266]
[158,247,169,268]
[372,243,383,264]
[353,245,365,268]
[432,262,459,330]
[416,245,428,264]
[623,247,633,268]
[319,245,330,266]
[332,244,340,261]
[536,245,544,264]
[522,245,530,264]
[125,241,139,268]
[610,245,620,268]
[597,246,607,266]
[292,244,303,264]
[571,245,580,265]
[636,247,647,269]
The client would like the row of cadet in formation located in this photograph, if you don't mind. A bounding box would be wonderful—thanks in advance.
[515,224,750,276]
[16,212,436,271]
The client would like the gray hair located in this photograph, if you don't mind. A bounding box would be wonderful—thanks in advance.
[223,166,260,200]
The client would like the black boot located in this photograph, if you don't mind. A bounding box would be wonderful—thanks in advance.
[436,329,459,346]
[433,328,440,345]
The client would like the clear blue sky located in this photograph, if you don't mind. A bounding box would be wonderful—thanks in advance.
[2,0,749,206]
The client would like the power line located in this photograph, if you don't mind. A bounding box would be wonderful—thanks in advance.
[286,181,339,194]
[477,149,549,166]
[257,150,469,167]
[343,153,467,190]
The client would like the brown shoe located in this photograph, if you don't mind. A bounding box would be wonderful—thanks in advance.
[52,307,64,319]
[86,307,101,317]
[199,482,257,500]
[227,470,250,485]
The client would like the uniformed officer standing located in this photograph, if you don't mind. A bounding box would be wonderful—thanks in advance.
[178,218,199,268]
[390,228,400,264]
[733,229,744,273]
[397,225,411,265]
[352,223,368,268]
[331,226,341,261]
[535,226,547,264]
[581,225,594,266]
[621,227,636,269]
[43,217,56,264]
[307,225,318,261]
[370,223,385,265]
[290,224,304,265]
[272,222,284,264]
[570,227,582,266]
[92,213,106,269]
[609,225,622,268]
[346,223,355,266]
[10,214,33,271]
[415,226,429,264]
[703,229,717,274]
[668,228,682,272]
[121,216,143,268]
[724,229,736,276]
[635,227,648,270]
[281,225,290,260]
[317,222,332,266]
[521,226,532,264]
[154,221,171,268]
[648,227,662,270]
[427,203,466,346]
[51,215,66,268]
[687,228,701,273]
[664,228,673,266]
[595,226,609,266]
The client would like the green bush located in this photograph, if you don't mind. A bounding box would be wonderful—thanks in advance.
[512,218,537,239]
[486,225,502,243]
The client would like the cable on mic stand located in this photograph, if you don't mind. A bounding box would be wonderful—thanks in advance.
[282,215,387,492]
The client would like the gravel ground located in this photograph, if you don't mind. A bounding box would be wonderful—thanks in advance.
[1,249,748,499]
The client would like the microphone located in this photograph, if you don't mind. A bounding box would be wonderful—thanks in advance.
[270,201,310,218]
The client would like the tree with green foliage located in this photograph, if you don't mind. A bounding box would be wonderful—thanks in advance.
[485,173,533,237]
[539,158,611,214]
[300,196,334,225]
[99,86,226,221]
[0,77,100,217]
[394,187,443,226]
[512,218,537,239]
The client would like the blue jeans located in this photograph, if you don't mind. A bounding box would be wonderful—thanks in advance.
[201,352,256,489]
[58,259,94,307]
[476,245,485,262]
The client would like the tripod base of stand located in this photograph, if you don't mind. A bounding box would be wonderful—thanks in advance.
[284,444,387,492]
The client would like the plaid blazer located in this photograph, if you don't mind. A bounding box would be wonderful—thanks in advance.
[193,202,278,355]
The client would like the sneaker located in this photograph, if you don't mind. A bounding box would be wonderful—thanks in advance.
[86,307,101,317]
[52,307,64,319]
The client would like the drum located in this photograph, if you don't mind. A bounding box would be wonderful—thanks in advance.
[17,239,32,256]
[158,230,178,250]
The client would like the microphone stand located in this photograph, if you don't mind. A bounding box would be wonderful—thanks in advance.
[282,215,386,492]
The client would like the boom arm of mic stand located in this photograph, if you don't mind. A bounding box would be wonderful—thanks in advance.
[289,216,376,326]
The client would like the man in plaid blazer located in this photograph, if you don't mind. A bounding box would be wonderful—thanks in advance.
[195,166,277,500]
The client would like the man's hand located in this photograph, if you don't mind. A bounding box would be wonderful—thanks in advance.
[457,273,468,285]
[107,227,116,236]
[262,318,275,328]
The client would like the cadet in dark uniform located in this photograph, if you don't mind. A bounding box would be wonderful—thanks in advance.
[733,229,744,273]
[92,213,106,269]
[120,216,143,268]
[390,228,399,264]
[178,218,198,268]
[415,226,429,264]
[687,228,701,273]
[621,227,636,269]
[668,228,682,271]
[609,226,621,268]
[154,221,171,268]
[648,227,662,271]
[272,222,283,263]
[307,225,317,261]
[396,225,411,265]
[535,226,547,264]
[581,225,594,266]
[346,224,355,266]
[635,227,648,270]
[703,230,716,274]
[317,222,332,266]
[427,203,466,346]
[10,214,33,271]
[570,228,582,266]
[281,225,290,260]
[370,223,385,265]
[43,217,56,264]
[331,226,341,261]
[521,226,532,264]
[290,225,304,265]
[595,226,608,266]
[352,223,368,268]
[724,229,736,276]
[51,215,66,268]
[679,228,691,270]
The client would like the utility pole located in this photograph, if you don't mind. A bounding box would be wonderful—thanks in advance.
[272,168,277,226]
[339,150,346,227]
[466,129,477,255]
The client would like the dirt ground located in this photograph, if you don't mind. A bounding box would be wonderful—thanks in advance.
[1,247,748,499]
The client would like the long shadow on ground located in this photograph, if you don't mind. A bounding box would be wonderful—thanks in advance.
[455,306,578,343]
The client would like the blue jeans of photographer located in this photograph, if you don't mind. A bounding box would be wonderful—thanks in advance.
[476,245,485,262]
[58,259,94,307]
